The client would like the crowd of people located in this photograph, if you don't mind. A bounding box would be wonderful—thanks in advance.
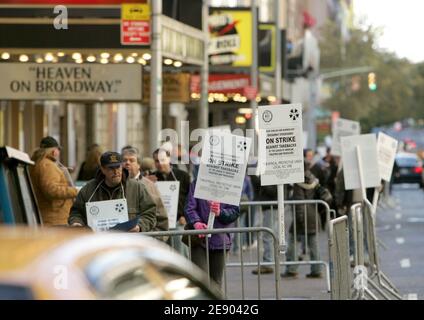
[28,136,382,285]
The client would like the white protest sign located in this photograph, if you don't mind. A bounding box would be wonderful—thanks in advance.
[341,134,381,190]
[303,131,308,149]
[155,181,180,229]
[377,132,398,182]
[209,125,231,134]
[194,132,251,206]
[331,118,360,156]
[258,104,305,186]
[86,199,129,232]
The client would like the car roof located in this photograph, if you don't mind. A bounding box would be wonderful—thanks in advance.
[0,226,193,273]
[0,226,217,299]
[0,226,88,272]
[396,152,418,159]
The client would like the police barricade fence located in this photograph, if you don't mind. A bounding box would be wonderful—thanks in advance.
[233,200,332,294]
[349,203,378,300]
[349,202,402,300]
[143,227,281,300]
[328,215,351,300]
[361,201,402,300]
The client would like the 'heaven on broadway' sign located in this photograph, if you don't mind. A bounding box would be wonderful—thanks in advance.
[0,63,142,101]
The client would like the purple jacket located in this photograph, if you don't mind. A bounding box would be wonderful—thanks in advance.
[184,181,240,250]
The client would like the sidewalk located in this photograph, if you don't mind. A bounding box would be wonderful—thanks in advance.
[224,231,331,300]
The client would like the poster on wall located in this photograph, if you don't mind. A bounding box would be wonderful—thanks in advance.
[208,8,252,67]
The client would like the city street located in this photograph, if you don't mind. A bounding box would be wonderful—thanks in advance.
[376,184,424,299]
[224,183,424,300]
[2,0,424,302]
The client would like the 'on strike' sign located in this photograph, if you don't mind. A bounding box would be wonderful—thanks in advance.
[258,104,305,186]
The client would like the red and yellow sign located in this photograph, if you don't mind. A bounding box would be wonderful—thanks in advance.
[190,74,251,95]
[121,3,150,46]
[1,0,146,3]
[208,8,252,67]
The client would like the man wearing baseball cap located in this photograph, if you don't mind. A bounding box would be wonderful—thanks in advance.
[68,151,157,232]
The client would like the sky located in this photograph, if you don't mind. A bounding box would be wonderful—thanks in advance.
[354,0,424,63]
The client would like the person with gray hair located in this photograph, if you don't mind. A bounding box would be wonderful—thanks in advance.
[122,147,169,238]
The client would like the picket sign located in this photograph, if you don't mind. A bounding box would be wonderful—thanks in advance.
[258,104,305,251]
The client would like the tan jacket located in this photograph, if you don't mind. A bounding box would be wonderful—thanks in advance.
[30,156,78,226]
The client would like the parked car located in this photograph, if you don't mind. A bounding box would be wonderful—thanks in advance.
[0,146,41,226]
[392,152,424,187]
[0,226,222,300]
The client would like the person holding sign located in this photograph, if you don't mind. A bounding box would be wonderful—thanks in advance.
[281,161,323,279]
[122,147,169,238]
[184,180,240,287]
[148,148,190,257]
[68,151,157,232]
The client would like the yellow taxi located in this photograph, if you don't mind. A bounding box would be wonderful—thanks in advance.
[0,226,221,300]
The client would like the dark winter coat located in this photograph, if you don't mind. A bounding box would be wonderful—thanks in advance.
[184,181,240,250]
[68,169,157,232]
[289,170,320,235]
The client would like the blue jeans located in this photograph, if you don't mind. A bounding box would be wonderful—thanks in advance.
[285,233,321,274]
[262,208,278,263]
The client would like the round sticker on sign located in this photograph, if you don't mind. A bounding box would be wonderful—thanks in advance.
[90,206,99,216]
[209,135,220,146]
[237,141,247,151]
[289,109,300,121]
[262,110,273,123]
[170,184,177,191]
[115,203,125,213]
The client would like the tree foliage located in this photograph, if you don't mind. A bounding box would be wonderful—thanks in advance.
[319,21,420,133]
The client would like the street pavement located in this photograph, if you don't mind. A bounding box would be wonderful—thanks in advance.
[223,183,424,300]
[375,183,424,300]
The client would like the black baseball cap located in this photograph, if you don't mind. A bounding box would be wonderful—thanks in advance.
[100,151,123,168]
[40,136,62,149]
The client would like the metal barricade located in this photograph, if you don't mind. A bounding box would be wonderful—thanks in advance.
[144,227,281,300]
[233,200,331,294]
[362,201,403,300]
[350,202,402,300]
[328,215,351,300]
[350,203,379,300]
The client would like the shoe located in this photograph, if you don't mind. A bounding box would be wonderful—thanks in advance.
[306,272,322,279]
[252,266,274,275]
[280,272,298,279]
